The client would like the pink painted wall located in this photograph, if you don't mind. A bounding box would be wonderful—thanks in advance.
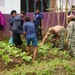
[2,12,75,37]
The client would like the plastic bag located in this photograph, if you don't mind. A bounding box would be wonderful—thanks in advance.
[9,36,13,44]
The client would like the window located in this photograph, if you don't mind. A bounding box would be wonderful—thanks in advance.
[21,0,50,12]
[43,0,49,12]
[29,0,34,12]
[21,0,26,12]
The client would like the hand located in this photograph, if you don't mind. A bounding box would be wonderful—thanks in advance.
[40,43,42,46]
[9,31,13,36]
[51,39,55,43]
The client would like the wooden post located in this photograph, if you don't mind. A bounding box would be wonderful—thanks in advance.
[65,0,69,26]
[50,0,56,12]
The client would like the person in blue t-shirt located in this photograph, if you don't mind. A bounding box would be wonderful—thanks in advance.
[23,17,38,61]
[33,8,44,41]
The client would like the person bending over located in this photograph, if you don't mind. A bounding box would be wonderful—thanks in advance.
[41,25,65,50]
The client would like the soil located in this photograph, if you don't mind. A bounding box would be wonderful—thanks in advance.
[0,37,69,72]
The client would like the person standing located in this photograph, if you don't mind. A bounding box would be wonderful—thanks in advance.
[9,10,17,44]
[23,17,38,61]
[66,14,75,57]
[11,11,26,48]
[33,8,44,41]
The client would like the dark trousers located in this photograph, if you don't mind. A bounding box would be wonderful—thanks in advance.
[35,25,42,41]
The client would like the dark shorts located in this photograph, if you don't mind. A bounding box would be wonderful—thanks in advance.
[26,35,38,46]
[13,33,22,45]
[0,25,3,30]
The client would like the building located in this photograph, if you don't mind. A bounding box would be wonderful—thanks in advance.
[0,0,59,14]
[0,0,75,36]
[0,0,75,14]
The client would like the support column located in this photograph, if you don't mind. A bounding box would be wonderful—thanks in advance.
[41,0,43,12]
[34,0,36,12]
[26,0,29,12]
[50,0,56,11]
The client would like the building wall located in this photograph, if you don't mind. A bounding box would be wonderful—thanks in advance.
[0,0,20,14]
[0,0,75,14]
[2,12,68,37]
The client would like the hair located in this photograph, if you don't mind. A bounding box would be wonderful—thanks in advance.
[25,17,30,22]
[71,18,75,21]
[50,28,55,34]
[21,11,26,15]
[36,7,40,11]
[72,5,75,8]
[11,10,17,15]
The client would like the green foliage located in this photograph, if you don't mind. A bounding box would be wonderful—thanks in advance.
[0,39,75,75]
[0,42,32,64]
[38,43,53,55]
[1,59,75,75]
[2,55,13,64]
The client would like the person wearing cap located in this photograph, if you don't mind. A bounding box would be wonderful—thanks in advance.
[66,14,75,57]
[33,7,44,41]
[40,25,65,50]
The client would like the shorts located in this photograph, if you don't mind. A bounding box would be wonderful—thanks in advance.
[26,35,38,46]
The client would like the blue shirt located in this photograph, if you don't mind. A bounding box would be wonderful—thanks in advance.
[33,12,44,25]
[23,22,36,36]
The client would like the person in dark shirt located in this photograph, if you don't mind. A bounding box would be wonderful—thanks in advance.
[23,17,38,61]
[9,10,17,44]
[11,11,26,48]
[33,7,44,41]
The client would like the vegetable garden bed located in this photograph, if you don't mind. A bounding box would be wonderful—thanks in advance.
[0,37,75,75]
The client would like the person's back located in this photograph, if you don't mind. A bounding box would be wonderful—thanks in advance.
[53,25,64,33]
[12,16,23,29]
[11,16,23,34]
[23,22,36,36]
[23,17,38,61]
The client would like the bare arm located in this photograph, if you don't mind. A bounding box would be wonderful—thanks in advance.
[51,33,60,42]
[41,19,44,29]
[41,29,51,45]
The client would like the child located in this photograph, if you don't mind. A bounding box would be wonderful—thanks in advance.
[9,10,17,44]
[23,17,38,61]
